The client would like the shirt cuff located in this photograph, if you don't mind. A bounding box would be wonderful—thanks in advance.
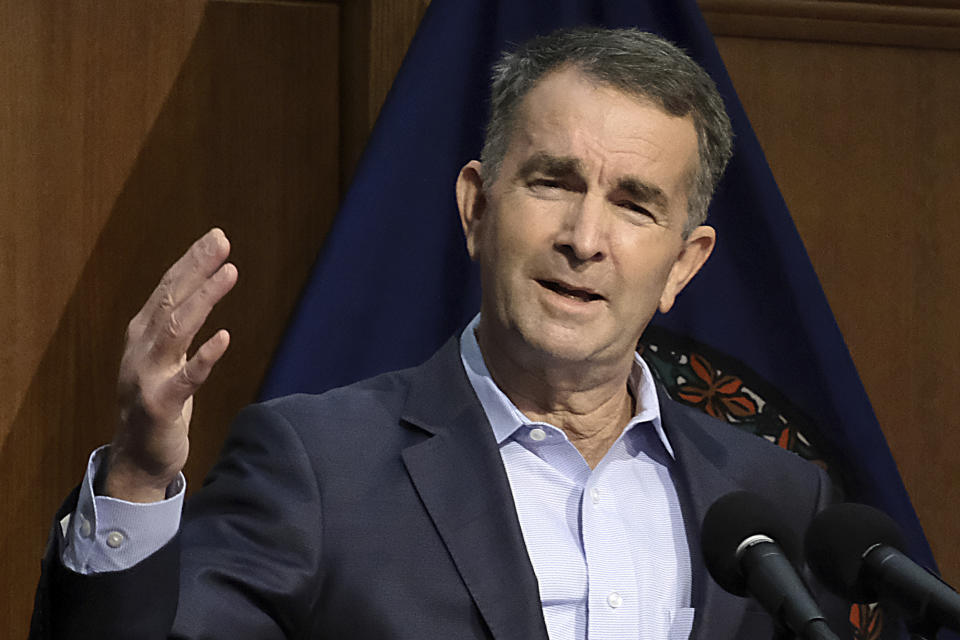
[60,445,185,574]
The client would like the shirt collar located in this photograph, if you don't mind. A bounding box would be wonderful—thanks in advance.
[459,314,675,459]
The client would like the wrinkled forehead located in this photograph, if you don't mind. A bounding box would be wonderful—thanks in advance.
[508,68,699,189]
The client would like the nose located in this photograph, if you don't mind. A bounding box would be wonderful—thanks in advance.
[554,193,606,265]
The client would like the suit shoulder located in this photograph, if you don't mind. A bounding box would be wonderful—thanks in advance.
[668,394,801,450]
[662,394,825,486]
[222,366,431,464]
[258,367,415,422]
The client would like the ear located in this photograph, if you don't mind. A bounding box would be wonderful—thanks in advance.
[456,160,486,260]
[658,225,716,313]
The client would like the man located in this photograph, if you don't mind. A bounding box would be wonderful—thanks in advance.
[32,28,845,639]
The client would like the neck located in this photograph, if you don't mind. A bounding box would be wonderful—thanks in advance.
[476,323,636,468]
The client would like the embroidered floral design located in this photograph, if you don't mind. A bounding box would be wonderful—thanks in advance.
[675,353,758,421]
[849,603,883,640]
[777,426,794,450]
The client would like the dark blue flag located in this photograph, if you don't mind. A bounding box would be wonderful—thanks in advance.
[260,0,939,630]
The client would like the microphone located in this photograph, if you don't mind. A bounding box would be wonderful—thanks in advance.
[702,491,840,640]
[805,502,960,634]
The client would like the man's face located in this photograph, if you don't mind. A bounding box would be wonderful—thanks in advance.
[458,66,715,369]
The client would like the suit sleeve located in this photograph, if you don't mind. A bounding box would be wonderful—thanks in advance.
[170,402,324,638]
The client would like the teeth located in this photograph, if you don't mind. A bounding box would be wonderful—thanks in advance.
[562,289,590,301]
[541,280,598,301]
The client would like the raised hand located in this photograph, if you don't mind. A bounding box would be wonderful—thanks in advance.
[101,228,238,502]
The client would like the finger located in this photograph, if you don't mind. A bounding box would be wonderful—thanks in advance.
[135,229,231,336]
[149,262,238,362]
[164,328,231,408]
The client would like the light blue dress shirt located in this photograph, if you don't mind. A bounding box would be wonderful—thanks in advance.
[460,315,693,640]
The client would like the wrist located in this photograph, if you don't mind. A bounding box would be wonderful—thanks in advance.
[96,447,177,503]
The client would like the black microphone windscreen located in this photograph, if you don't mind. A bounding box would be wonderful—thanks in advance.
[804,502,907,602]
[701,491,800,596]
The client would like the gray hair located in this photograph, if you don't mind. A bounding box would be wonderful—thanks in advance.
[480,27,733,232]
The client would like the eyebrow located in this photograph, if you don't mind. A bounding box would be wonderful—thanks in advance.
[616,176,669,211]
[516,152,583,181]
[516,152,670,211]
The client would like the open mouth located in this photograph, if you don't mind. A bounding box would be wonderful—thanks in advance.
[537,280,604,302]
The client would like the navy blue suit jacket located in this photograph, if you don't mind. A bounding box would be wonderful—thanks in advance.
[32,337,847,639]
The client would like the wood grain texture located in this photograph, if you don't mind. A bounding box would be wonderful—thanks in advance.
[0,1,339,635]
[714,35,960,583]
[700,0,960,49]
[0,0,208,449]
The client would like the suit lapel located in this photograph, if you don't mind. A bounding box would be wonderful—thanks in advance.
[658,391,753,640]
[400,339,549,640]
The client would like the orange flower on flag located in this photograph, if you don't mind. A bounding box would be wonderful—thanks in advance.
[676,353,758,421]
[849,603,882,640]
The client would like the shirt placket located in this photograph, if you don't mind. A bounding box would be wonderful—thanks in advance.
[581,448,640,639]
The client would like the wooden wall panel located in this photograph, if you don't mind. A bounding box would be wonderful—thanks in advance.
[701,0,960,49]
[710,34,960,583]
[0,0,208,449]
[0,1,340,635]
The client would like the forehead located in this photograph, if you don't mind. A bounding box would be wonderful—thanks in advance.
[508,67,698,190]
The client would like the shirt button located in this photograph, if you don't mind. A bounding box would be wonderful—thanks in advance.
[590,487,601,504]
[607,592,623,609]
[529,427,547,441]
[106,531,125,549]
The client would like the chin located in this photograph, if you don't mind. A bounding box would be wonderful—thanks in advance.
[515,321,611,365]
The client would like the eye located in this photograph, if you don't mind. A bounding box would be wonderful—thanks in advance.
[527,178,573,199]
[530,178,564,189]
[616,200,653,217]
